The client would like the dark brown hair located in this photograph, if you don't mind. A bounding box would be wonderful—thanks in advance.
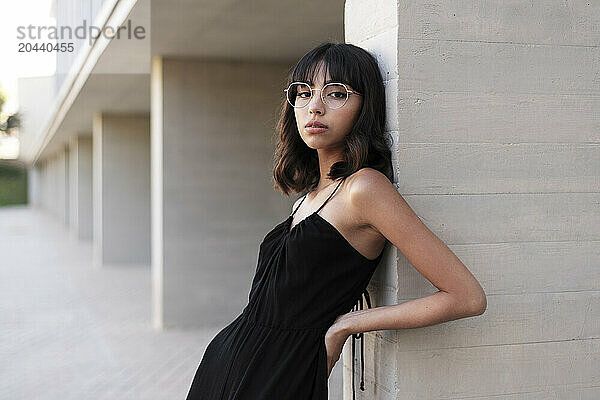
[272,41,393,196]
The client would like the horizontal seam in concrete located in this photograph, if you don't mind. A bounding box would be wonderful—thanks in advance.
[396,142,600,145]
[397,36,600,49]
[399,336,600,352]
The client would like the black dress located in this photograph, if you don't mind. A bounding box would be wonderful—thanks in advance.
[186,177,385,399]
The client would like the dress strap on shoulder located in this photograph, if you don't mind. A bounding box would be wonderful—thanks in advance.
[315,178,345,214]
[290,192,309,217]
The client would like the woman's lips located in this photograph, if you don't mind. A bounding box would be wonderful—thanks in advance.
[305,126,328,133]
[305,120,328,133]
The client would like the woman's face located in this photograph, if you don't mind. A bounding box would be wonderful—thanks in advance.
[293,64,362,152]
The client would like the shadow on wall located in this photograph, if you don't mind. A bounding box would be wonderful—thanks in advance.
[0,160,27,206]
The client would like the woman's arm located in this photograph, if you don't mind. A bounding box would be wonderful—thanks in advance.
[336,168,487,335]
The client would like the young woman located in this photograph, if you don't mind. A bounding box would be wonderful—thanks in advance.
[186,42,487,400]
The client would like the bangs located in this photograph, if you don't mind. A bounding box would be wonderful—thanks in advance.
[291,46,364,93]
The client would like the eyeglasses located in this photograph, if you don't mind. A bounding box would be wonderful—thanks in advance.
[283,82,362,110]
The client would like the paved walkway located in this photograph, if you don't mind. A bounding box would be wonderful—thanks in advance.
[0,206,343,399]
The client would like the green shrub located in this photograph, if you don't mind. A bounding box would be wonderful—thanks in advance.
[0,160,28,206]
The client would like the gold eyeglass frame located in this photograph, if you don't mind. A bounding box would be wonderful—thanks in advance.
[283,81,362,109]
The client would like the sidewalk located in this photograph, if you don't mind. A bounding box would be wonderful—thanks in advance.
[0,206,343,399]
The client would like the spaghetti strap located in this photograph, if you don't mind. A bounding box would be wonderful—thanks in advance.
[315,178,344,214]
[290,192,309,217]
[291,177,345,218]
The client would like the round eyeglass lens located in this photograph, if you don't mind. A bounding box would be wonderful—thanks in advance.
[287,83,311,108]
[322,83,349,109]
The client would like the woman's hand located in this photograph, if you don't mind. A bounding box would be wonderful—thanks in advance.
[324,313,352,378]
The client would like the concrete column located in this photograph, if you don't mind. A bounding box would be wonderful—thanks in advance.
[151,56,293,329]
[44,154,55,215]
[40,158,50,211]
[345,1,600,398]
[45,157,54,213]
[68,135,93,241]
[92,113,151,267]
[61,146,69,226]
[344,4,400,397]
[43,155,56,215]
[42,148,69,224]
[27,164,42,208]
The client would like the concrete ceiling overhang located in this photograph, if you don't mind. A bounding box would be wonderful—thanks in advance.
[150,0,345,60]
[36,0,344,162]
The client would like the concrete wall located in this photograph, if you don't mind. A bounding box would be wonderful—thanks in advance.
[38,148,70,225]
[151,57,294,329]
[93,113,151,267]
[27,164,42,208]
[43,157,54,214]
[345,1,600,398]
[39,158,49,211]
[68,136,93,241]
[59,147,69,226]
